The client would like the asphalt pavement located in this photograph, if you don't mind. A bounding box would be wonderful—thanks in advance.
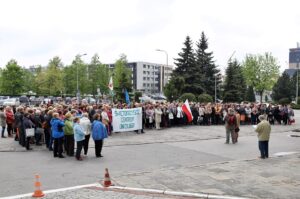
[0,111,299,199]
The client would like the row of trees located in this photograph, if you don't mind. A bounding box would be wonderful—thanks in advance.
[0,54,132,100]
[165,32,281,103]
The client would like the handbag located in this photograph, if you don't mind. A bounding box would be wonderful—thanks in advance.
[36,127,44,134]
[235,127,240,133]
[25,128,35,137]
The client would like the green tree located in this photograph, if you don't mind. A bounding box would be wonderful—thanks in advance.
[36,56,64,96]
[242,53,280,102]
[173,36,197,93]
[195,32,221,96]
[23,69,36,94]
[198,93,213,103]
[88,54,109,97]
[245,86,256,102]
[223,59,246,102]
[179,93,196,102]
[272,72,293,102]
[0,59,25,95]
[113,54,132,101]
[164,76,185,101]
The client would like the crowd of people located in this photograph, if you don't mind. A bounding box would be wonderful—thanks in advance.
[0,101,295,161]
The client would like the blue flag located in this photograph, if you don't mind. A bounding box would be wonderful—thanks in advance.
[124,89,130,105]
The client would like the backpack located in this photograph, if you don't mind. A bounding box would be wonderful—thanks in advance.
[228,115,236,126]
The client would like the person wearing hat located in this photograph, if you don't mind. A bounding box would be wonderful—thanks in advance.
[255,115,271,159]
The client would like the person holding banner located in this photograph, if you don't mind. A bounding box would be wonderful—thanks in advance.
[91,113,108,158]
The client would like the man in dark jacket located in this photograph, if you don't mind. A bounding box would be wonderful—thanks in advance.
[14,107,25,147]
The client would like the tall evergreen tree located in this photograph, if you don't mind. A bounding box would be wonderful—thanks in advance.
[245,86,256,102]
[272,72,293,102]
[195,32,221,96]
[173,36,197,93]
[223,60,247,102]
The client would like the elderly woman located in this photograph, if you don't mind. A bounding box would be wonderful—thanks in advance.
[255,115,271,159]
[5,106,14,138]
[73,117,85,161]
[80,112,91,156]
[154,105,162,130]
[0,107,7,138]
[91,113,108,158]
[224,108,237,144]
[63,112,74,156]
[51,113,65,158]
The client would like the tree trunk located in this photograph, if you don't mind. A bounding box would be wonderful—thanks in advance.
[260,90,264,103]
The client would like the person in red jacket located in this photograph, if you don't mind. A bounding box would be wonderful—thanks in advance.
[5,106,15,138]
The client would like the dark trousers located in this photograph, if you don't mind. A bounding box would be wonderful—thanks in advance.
[76,140,84,158]
[94,140,103,157]
[64,135,74,156]
[20,129,26,146]
[1,126,5,137]
[258,141,269,158]
[54,137,63,157]
[83,134,90,155]
[25,137,31,150]
[44,129,50,148]
[7,123,13,136]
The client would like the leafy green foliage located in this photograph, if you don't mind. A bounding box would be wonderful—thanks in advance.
[198,93,213,103]
[164,76,185,101]
[179,93,196,102]
[134,91,142,102]
[272,72,293,102]
[0,59,25,95]
[278,98,291,105]
[113,54,132,101]
[242,53,280,102]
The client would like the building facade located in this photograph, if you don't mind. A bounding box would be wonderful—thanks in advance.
[107,61,173,94]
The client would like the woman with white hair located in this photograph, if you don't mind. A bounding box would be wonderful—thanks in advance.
[80,112,91,156]
[224,108,237,144]
[255,115,271,159]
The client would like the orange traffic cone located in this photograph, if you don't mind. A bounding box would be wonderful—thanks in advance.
[32,174,45,198]
[103,168,113,187]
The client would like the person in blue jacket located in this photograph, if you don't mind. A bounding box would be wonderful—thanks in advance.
[91,113,108,158]
[73,117,85,161]
[50,112,65,158]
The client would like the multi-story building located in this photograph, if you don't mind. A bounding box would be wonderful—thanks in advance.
[107,61,173,94]
[285,43,300,77]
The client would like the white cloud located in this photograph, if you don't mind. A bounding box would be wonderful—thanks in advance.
[0,0,299,72]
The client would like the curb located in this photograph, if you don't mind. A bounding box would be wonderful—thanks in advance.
[0,183,251,199]
[107,186,251,199]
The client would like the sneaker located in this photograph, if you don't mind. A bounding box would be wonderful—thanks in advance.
[1,136,6,138]
[58,155,65,158]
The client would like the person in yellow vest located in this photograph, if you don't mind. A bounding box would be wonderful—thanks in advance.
[255,115,271,159]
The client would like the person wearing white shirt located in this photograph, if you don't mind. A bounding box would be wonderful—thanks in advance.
[80,113,91,156]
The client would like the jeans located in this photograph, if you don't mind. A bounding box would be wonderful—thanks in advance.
[258,141,269,158]
[1,126,5,137]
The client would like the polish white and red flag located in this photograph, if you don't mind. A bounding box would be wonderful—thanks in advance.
[108,76,113,91]
[182,99,193,123]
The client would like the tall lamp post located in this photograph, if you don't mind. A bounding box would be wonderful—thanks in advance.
[77,53,87,104]
[155,49,168,94]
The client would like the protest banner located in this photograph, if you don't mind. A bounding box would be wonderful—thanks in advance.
[112,107,142,132]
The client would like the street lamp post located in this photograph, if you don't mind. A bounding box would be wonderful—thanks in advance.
[155,49,168,94]
[296,62,299,104]
[77,53,87,104]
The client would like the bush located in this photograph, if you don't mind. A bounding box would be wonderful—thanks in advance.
[278,98,291,105]
[179,93,196,102]
[134,91,142,102]
[292,104,300,109]
[198,93,213,103]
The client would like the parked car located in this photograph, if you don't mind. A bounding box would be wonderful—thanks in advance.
[19,96,30,105]
[3,98,20,106]
[0,96,9,106]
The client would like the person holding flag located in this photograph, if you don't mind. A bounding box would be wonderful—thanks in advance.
[182,99,193,123]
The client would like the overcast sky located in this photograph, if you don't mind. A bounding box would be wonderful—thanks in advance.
[0,0,299,72]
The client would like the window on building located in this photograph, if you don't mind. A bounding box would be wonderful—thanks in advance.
[147,77,150,80]
[143,71,146,74]
[143,83,146,87]
[143,64,146,68]
[147,83,150,87]
[147,71,150,75]
[148,65,150,69]
[143,77,146,80]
